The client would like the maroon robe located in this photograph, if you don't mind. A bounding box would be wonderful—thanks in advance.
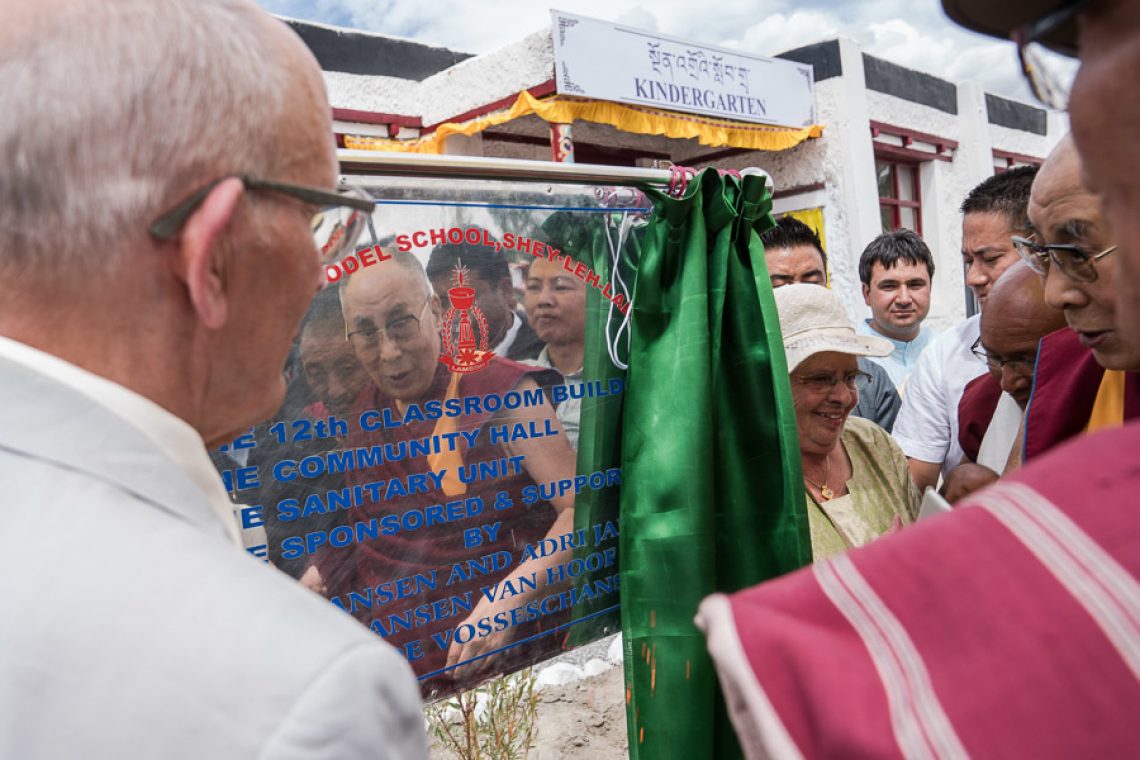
[957,372,1003,464]
[1025,328,1140,460]
[316,357,566,689]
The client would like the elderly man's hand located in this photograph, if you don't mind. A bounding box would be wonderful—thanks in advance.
[940,462,1000,504]
[444,593,513,681]
[299,564,328,596]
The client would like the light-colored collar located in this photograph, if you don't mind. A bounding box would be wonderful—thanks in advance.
[861,319,921,349]
[0,336,241,546]
[535,345,584,379]
[494,311,523,356]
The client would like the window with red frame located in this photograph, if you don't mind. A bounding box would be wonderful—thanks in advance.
[876,159,921,235]
[992,149,1043,175]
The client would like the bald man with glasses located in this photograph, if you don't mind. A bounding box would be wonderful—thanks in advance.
[1009,134,1140,462]
[302,252,580,692]
[0,1,424,757]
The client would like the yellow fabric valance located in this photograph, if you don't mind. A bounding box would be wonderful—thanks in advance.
[343,91,823,155]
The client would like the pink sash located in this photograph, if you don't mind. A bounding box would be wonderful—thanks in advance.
[698,421,1140,758]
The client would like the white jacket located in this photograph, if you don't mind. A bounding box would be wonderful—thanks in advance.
[0,355,427,759]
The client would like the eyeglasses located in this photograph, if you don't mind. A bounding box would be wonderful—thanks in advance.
[1011,235,1117,283]
[970,337,1037,372]
[791,370,872,394]
[1010,0,1086,110]
[149,175,375,265]
[345,295,432,350]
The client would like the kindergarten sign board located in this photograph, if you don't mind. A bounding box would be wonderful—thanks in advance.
[551,10,815,129]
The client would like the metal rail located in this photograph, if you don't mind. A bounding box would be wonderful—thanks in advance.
[338,149,771,190]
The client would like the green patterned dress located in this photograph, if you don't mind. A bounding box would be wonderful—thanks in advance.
[805,416,920,560]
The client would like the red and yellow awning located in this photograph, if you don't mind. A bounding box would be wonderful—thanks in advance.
[344,91,822,154]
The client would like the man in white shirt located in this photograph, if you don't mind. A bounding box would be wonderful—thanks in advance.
[855,229,938,387]
[892,167,1038,492]
[0,1,426,758]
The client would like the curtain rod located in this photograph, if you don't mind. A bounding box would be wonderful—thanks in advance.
[338,149,771,191]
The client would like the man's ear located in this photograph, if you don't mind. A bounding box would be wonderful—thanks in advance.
[173,178,245,330]
[862,283,871,305]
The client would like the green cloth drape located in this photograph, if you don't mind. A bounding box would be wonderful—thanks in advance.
[618,170,811,759]
[552,171,809,757]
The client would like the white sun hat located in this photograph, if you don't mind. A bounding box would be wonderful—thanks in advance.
[773,284,892,372]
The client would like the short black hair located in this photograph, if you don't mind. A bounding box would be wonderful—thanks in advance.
[760,216,827,270]
[425,228,509,284]
[960,166,1038,232]
[858,229,935,284]
[301,283,346,333]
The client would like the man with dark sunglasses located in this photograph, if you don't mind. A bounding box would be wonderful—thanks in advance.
[0,1,424,757]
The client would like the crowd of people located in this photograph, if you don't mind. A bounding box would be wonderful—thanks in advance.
[3,0,1139,757]
[698,0,1140,755]
[754,161,1076,561]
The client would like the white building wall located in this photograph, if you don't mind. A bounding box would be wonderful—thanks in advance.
[916,158,967,331]
[988,121,1064,158]
[418,31,554,126]
[324,72,419,114]
[322,31,554,128]
[850,80,1062,330]
[1046,111,1070,143]
[740,70,869,321]
[816,39,883,324]
[864,91,961,140]
[322,27,1067,334]
[918,81,991,329]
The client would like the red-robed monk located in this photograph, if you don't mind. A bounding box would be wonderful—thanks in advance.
[1018,135,1140,459]
[302,251,579,690]
[948,137,1140,503]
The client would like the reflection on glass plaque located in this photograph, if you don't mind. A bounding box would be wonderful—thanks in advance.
[212,178,647,698]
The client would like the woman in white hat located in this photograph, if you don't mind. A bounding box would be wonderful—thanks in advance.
[774,284,920,560]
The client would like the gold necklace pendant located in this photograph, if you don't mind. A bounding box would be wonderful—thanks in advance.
[804,456,834,501]
[803,475,835,501]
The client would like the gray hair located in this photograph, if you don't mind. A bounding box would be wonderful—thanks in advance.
[0,0,293,280]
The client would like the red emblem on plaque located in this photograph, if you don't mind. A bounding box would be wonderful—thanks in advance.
[439,263,494,373]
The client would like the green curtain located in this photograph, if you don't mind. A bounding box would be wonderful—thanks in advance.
[618,170,811,759]
[552,171,809,757]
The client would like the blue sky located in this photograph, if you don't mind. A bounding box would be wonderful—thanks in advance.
[256,0,1074,104]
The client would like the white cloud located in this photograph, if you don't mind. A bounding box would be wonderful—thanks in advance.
[613,6,658,33]
[866,18,957,68]
[733,10,843,57]
[257,0,1072,104]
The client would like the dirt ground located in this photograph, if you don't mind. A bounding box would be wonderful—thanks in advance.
[530,664,627,760]
[428,664,628,759]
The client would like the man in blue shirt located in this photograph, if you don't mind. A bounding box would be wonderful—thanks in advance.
[856,230,938,388]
